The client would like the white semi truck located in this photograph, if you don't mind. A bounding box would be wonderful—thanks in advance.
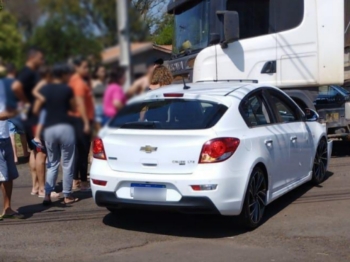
[167,0,350,139]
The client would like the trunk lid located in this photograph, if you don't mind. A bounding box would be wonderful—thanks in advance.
[103,129,216,174]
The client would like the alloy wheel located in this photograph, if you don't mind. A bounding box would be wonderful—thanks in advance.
[312,139,328,184]
[247,169,267,225]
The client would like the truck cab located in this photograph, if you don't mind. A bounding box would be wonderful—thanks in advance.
[167,0,350,139]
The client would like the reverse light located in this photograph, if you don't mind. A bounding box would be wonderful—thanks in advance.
[163,93,184,97]
[191,184,218,191]
[92,138,106,160]
[199,138,240,164]
[91,179,107,186]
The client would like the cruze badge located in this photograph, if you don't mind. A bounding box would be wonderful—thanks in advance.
[140,145,158,153]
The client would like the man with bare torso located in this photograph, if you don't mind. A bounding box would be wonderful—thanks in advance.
[127,58,164,97]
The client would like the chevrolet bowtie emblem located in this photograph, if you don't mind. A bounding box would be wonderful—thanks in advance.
[140,145,157,153]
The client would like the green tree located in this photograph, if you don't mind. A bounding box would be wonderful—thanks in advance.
[0,11,23,67]
[152,14,174,45]
[38,0,162,47]
[29,18,102,64]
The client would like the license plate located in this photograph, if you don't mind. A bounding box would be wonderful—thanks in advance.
[326,113,339,122]
[130,183,166,201]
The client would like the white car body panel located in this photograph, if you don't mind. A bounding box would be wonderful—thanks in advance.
[91,83,331,216]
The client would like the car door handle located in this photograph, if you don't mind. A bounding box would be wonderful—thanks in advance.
[264,139,273,147]
[290,136,297,143]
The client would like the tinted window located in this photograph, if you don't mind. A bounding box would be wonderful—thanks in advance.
[226,0,304,39]
[109,99,227,130]
[268,91,301,123]
[241,93,272,127]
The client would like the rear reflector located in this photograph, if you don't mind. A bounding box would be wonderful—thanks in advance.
[163,93,184,97]
[92,179,107,186]
[191,185,217,191]
[199,138,240,164]
[92,138,106,160]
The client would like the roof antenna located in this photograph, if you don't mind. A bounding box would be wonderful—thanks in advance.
[182,77,191,90]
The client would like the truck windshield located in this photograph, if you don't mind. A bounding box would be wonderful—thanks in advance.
[173,0,210,55]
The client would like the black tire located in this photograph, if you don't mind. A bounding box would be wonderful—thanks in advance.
[312,139,328,185]
[240,166,267,229]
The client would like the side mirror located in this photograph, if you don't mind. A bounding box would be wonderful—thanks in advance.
[305,108,319,122]
[217,11,240,46]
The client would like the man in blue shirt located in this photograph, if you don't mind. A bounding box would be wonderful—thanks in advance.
[2,64,29,163]
[0,80,23,220]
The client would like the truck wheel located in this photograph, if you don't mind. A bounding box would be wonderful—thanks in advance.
[312,139,328,185]
[240,166,267,229]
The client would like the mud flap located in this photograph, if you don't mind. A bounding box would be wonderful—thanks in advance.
[327,140,333,170]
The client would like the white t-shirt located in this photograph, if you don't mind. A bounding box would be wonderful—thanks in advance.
[0,80,9,139]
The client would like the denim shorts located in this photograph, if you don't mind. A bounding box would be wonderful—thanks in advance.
[95,104,103,124]
[0,138,19,182]
[38,109,47,125]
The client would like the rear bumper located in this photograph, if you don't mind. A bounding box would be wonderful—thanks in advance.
[95,191,220,214]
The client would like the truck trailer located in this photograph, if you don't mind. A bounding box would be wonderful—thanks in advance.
[166,0,350,139]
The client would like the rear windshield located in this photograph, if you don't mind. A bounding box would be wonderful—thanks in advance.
[109,99,228,130]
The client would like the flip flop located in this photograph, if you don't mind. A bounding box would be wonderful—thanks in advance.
[1,212,24,219]
[50,192,60,198]
[30,191,38,196]
[64,198,79,204]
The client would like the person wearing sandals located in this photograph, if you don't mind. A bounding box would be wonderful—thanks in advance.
[12,47,46,198]
[33,64,78,205]
[0,80,24,220]
[31,66,60,199]
[69,57,94,192]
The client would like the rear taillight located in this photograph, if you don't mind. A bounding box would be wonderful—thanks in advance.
[91,179,107,186]
[93,138,106,160]
[199,138,240,164]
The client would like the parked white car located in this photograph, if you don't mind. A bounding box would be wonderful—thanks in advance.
[90,82,332,228]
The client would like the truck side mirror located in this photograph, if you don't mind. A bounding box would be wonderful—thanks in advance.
[217,11,240,46]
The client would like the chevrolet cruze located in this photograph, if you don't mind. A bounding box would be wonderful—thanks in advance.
[90,82,332,228]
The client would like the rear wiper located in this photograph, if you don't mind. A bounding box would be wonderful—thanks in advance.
[120,121,160,129]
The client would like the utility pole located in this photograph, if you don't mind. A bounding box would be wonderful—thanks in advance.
[117,0,132,89]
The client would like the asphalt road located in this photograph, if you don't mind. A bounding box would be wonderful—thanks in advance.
[0,141,350,262]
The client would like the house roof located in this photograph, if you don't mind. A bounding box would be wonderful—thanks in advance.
[101,43,172,64]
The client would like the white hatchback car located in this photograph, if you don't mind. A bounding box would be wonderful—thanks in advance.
[91,82,332,228]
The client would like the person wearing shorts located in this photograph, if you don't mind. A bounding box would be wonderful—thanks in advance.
[0,80,23,220]
[2,63,29,164]
[12,47,45,197]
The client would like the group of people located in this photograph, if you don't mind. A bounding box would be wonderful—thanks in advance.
[0,47,173,219]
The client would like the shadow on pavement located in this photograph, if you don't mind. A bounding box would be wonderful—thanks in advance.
[103,172,333,238]
[17,182,93,219]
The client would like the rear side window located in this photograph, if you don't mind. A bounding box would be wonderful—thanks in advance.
[109,99,227,130]
[241,93,272,127]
